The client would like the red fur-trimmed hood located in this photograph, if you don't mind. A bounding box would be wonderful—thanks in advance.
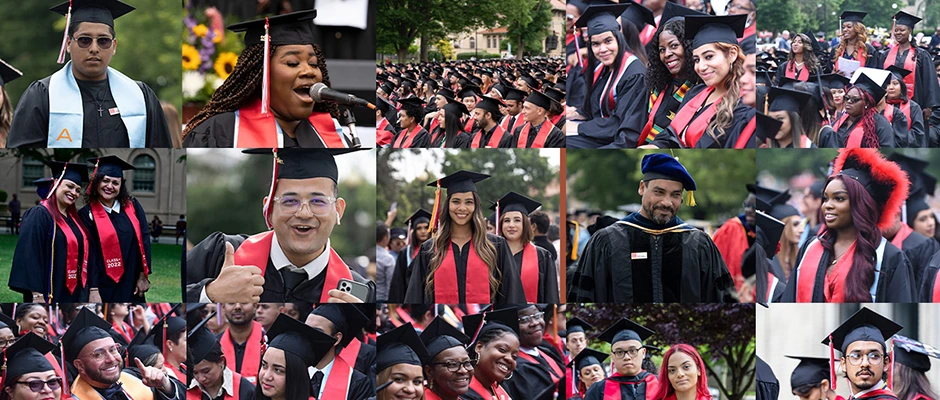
[832,148,910,231]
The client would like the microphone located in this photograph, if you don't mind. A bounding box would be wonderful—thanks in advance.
[309,83,375,109]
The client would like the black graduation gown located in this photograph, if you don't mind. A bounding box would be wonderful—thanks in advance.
[533,235,557,262]
[461,124,508,148]
[9,205,87,302]
[7,76,172,148]
[774,61,813,86]
[351,341,377,388]
[756,357,779,400]
[831,42,878,72]
[511,245,560,303]
[650,84,756,149]
[78,198,152,302]
[429,128,469,148]
[758,253,786,304]
[387,244,422,303]
[780,237,915,302]
[571,61,648,148]
[918,256,940,302]
[881,106,911,147]
[402,233,526,304]
[500,120,565,148]
[893,230,940,290]
[815,125,839,148]
[568,217,736,303]
[391,126,431,148]
[894,100,927,148]
[185,232,373,302]
[583,371,656,400]
[502,342,566,400]
[345,369,376,400]
[825,113,896,148]
[183,111,353,148]
[877,46,940,110]
[190,375,255,400]
[567,64,587,115]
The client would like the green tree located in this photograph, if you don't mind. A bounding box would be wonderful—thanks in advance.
[756,0,807,35]
[503,0,553,58]
[377,0,502,63]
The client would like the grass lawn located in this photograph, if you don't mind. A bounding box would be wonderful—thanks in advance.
[0,235,182,302]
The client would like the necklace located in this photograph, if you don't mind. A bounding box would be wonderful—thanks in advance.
[830,249,848,266]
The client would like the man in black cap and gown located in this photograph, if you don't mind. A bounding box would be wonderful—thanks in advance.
[583,318,657,400]
[303,304,376,400]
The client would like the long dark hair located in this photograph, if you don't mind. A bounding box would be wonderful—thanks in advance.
[442,104,465,148]
[581,29,629,118]
[894,363,940,400]
[647,18,697,94]
[817,176,881,302]
[887,76,910,104]
[621,22,649,67]
[768,111,803,148]
[254,350,313,400]
[83,173,131,206]
[427,191,499,301]
[787,34,820,75]
[184,43,339,138]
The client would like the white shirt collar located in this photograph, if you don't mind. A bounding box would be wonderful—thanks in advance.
[189,367,235,397]
[100,200,121,214]
[310,358,335,398]
[270,234,330,280]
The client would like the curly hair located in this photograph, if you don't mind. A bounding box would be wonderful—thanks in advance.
[787,34,820,76]
[818,175,881,302]
[183,43,339,138]
[846,86,881,148]
[834,22,869,63]
[647,18,697,95]
[706,43,745,142]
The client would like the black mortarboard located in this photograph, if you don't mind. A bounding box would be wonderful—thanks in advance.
[187,312,220,367]
[661,2,705,25]
[566,317,593,335]
[545,87,565,104]
[894,11,922,29]
[0,313,15,334]
[309,304,368,348]
[437,88,457,100]
[800,31,821,54]
[33,177,55,199]
[427,170,490,194]
[51,0,135,28]
[576,3,630,37]
[490,191,542,215]
[893,335,938,373]
[227,9,317,47]
[480,69,494,77]
[756,210,785,256]
[153,315,186,350]
[505,88,528,101]
[821,74,850,90]
[379,83,394,95]
[443,101,469,117]
[0,58,23,86]
[463,308,520,344]
[473,96,505,118]
[407,209,432,226]
[49,161,89,185]
[377,323,430,372]
[267,314,336,366]
[126,330,160,366]
[490,84,507,98]
[755,112,783,144]
[398,97,426,110]
[570,348,608,371]
[686,15,747,50]
[756,70,773,86]
[2,333,57,381]
[524,90,555,110]
[62,307,113,363]
[519,75,540,90]
[459,86,482,99]
[840,11,867,24]
[769,87,813,113]
[420,317,470,360]
[821,307,903,354]
[598,318,654,345]
[377,96,394,116]
[777,77,801,90]
[185,304,209,328]
[851,73,887,103]
[785,356,831,388]
[621,3,656,33]
[886,65,912,82]
[87,155,134,179]
[470,77,484,86]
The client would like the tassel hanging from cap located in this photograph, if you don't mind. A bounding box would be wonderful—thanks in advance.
[86,157,100,195]
[263,148,281,230]
[468,311,488,345]
[261,17,271,116]
[429,180,442,233]
[60,341,70,395]
[687,190,696,207]
[570,222,579,261]
[830,334,837,390]
[57,0,73,64]
[495,200,500,236]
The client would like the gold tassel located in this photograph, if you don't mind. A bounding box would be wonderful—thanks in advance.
[687,190,697,207]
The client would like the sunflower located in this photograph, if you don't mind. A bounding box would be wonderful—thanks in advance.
[214,52,239,80]
[193,24,209,38]
[182,44,201,71]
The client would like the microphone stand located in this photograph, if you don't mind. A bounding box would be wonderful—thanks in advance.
[337,106,362,148]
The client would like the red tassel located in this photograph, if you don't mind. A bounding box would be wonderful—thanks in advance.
[495,200,500,236]
[261,17,271,115]
[263,148,281,229]
[830,334,837,390]
[86,157,100,195]
[57,1,72,64]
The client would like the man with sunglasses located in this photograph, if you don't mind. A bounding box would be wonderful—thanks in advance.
[186,149,375,303]
[6,0,172,148]
[63,307,185,399]
[822,307,903,400]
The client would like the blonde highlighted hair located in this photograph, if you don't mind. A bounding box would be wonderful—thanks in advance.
[706,42,745,142]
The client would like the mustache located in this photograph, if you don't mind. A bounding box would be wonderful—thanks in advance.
[653,205,676,214]
[855,368,874,377]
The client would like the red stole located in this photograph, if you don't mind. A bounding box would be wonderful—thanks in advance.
[471,124,507,148]
[91,200,148,283]
[317,357,354,400]
[885,102,912,130]
[785,61,810,81]
[511,114,526,133]
[376,118,393,146]
[639,90,667,145]
[393,124,423,148]
[233,230,352,303]
[883,45,917,98]
[736,116,756,148]
[235,98,345,147]
[712,217,751,292]
[668,86,720,148]
[832,113,865,148]
[186,371,242,400]
[113,321,134,343]
[740,25,757,43]
[499,115,514,132]
[464,117,475,133]
[519,243,540,303]
[890,224,913,249]
[165,360,185,382]
[468,376,511,400]
[517,348,563,384]
[43,352,68,400]
[639,24,656,46]
[795,239,855,302]
[855,389,898,400]
[220,321,263,384]
[603,372,658,400]
[434,240,490,303]
[42,200,88,294]
[339,337,362,369]
[424,388,444,400]
[593,51,635,117]
[517,120,554,148]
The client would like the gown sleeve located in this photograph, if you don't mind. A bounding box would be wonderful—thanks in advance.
[537,246,560,303]
[403,241,433,303]
[815,125,840,148]
[880,244,915,303]
[139,82,173,148]
[691,231,737,303]
[775,62,787,86]
[6,78,51,148]
[907,101,926,147]
[386,250,410,303]
[874,114,897,147]
[915,49,940,110]
[544,126,566,148]
[491,234,526,305]
[889,108,910,148]
[183,112,237,148]
[567,228,615,303]
[9,207,53,294]
[347,370,376,400]
[498,127,520,148]
[576,71,649,147]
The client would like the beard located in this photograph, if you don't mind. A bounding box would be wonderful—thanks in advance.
[643,203,677,225]
[86,362,122,385]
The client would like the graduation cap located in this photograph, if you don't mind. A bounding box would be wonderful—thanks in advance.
[86,155,134,184]
[840,11,867,24]
[62,307,114,363]
[545,87,565,104]
[437,88,457,101]
[309,304,369,348]
[473,96,505,119]
[756,210,785,257]
[893,11,921,29]
[820,74,850,90]
[187,311,220,377]
[756,70,773,87]
[850,72,887,104]
[463,308,520,347]
[427,170,490,195]
[505,88,528,102]
[519,75,540,90]
[443,101,469,118]
[125,327,160,367]
[566,317,593,336]
[570,348,608,372]
[576,3,630,37]
[887,153,936,224]
[893,335,939,373]
[832,148,910,231]
[1,333,58,382]
[266,314,337,367]
[598,318,654,345]
[524,90,557,111]
[490,191,542,234]
[379,83,394,95]
[49,161,89,187]
[227,9,318,115]
[376,96,394,117]
[0,58,23,86]
[242,149,360,229]
[376,322,430,372]
[885,65,912,82]
[489,84,508,99]
[661,2,706,25]
[758,186,799,221]
[420,316,470,360]
[407,209,432,226]
[755,113,783,144]
[768,87,812,113]
[50,0,135,29]
[32,177,56,199]
[641,153,697,206]
[621,2,656,33]
[685,14,747,50]
[0,313,15,335]
[821,307,903,390]
[785,355,831,388]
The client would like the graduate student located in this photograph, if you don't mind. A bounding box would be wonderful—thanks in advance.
[420,316,473,400]
[783,149,916,302]
[0,333,62,400]
[393,97,432,148]
[891,336,940,400]
[884,153,940,290]
[775,33,820,85]
[568,153,736,303]
[79,155,152,303]
[403,171,524,304]
[375,323,429,400]
[7,0,172,148]
[304,304,377,385]
[466,96,511,148]
[10,162,90,303]
[881,66,927,148]
[878,11,940,121]
[501,90,565,148]
[567,3,650,148]
[568,348,609,400]
[186,312,256,400]
[762,86,816,148]
[255,314,349,400]
[491,192,560,303]
[186,149,375,303]
[821,308,903,400]
[832,12,877,77]
[184,10,352,148]
[216,303,264,385]
[650,14,756,149]
[430,100,470,148]
[460,309,520,400]
[785,356,841,400]
[502,305,566,400]
[583,319,658,400]
[302,306,377,400]
[823,73,896,148]
[387,209,432,303]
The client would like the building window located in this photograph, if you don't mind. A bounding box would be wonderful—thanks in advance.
[22,157,44,188]
[487,36,491,48]
[132,155,156,192]
[470,37,475,49]
[454,39,460,49]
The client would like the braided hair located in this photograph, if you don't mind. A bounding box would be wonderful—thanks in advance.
[183,43,340,138]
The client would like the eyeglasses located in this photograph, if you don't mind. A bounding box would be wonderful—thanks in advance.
[0,338,17,348]
[85,344,123,362]
[16,378,62,392]
[72,36,114,49]
[846,352,884,366]
[518,312,545,325]
[430,360,476,372]
[271,195,336,216]
[726,3,754,12]
[844,96,863,104]
[611,348,642,359]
